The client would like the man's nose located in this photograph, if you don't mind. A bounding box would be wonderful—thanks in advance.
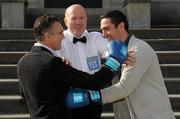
[75,19,82,24]
[102,31,108,38]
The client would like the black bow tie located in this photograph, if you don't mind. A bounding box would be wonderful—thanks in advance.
[73,36,87,44]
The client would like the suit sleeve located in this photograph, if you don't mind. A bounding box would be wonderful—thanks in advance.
[51,57,114,90]
[101,41,154,103]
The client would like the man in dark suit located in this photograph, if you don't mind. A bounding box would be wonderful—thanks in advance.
[17,15,125,119]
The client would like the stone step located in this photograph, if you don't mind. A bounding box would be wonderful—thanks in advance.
[0,64,179,78]
[1,29,180,40]
[26,7,180,29]
[0,95,179,115]
[160,64,180,78]
[1,39,180,51]
[0,50,180,64]
[101,113,114,119]
[0,96,28,114]
[102,112,180,119]
[0,112,179,119]
[0,65,17,78]
[174,112,180,119]
[165,78,180,94]
[146,39,180,51]
[0,114,29,119]
[0,30,33,40]
[101,112,180,119]
[0,40,34,51]
[157,51,180,64]
[170,95,180,112]
[0,78,179,95]
[0,79,19,95]
[101,111,180,119]
[0,52,27,64]
[26,8,100,29]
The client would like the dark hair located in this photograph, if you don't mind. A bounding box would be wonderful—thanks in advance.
[33,14,61,41]
[100,10,129,32]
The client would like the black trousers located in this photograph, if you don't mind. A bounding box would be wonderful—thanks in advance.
[71,104,102,119]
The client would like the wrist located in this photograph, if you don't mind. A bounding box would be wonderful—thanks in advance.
[105,57,121,72]
[89,90,102,104]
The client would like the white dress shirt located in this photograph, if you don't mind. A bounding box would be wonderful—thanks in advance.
[56,29,108,74]
[34,42,59,57]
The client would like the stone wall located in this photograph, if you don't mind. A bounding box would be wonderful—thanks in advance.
[0,0,25,28]
[26,0,124,9]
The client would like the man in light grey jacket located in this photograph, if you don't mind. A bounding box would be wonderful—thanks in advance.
[100,10,175,119]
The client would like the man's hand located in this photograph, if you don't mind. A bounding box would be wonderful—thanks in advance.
[61,57,71,65]
[123,49,136,67]
[65,88,101,109]
[105,40,128,73]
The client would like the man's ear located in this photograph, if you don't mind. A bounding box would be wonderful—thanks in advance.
[117,22,125,30]
[86,16,88,24]
[44,32,50,39]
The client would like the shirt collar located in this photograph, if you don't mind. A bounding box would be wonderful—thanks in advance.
[66,29,88,43]
[34,42,59,57]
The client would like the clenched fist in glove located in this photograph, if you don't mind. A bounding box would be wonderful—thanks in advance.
[65,88,101,109]
[105,40,128,73]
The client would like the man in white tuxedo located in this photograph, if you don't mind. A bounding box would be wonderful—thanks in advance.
[100,10,175,119]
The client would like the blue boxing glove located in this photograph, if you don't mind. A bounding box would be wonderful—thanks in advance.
[105,40,128,73]
[65,88,101,109]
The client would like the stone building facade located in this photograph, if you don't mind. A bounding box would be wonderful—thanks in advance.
[0,0,180,28]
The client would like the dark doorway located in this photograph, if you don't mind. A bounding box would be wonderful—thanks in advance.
[45,0,102,8]
[151,1,180,28]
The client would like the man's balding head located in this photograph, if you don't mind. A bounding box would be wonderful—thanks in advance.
[64,4,87,37]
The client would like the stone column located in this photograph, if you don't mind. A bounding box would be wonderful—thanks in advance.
[0,0,25,28]
[27,0,44,8]
[123,0,151,29]
[102,0,110,8]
